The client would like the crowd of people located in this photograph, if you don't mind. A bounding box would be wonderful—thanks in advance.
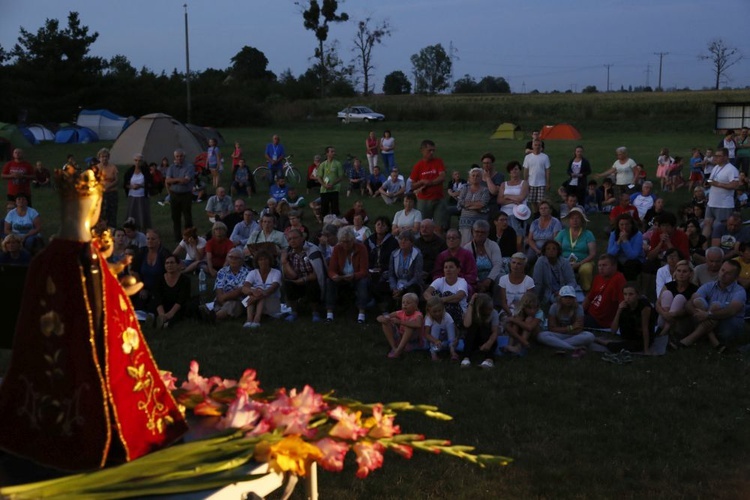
[3,126,750,366]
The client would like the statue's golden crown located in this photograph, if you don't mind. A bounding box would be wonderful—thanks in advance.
[54,165,104,198]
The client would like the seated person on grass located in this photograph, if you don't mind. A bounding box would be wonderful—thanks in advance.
[461,292,500,369]
[583,253,626,329]
[280,228,326,323]
[646,212,689,272]
[367,165,387,196]
[200,247,249,323]
[378,292,424,359]
[711,212,750,261]
[241,250,282,329]
[679,260,745,352]
[377,168,406,205]
[538,285,595,356]
[596,283,657,355]
[504,291,543,355]
[423,297,458,362]
[532,239,576,307]
[424,257,469,327]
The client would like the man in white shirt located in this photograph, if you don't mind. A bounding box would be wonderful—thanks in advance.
[703,148,739,238]
[523,139,551,214]
[630,181,656,220]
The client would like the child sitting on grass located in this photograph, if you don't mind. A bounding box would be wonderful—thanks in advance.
[423,297,458,362]
[377,292,424,359]
[461,293,501,369]
[504,292,543,355]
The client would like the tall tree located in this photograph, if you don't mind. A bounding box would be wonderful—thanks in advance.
[230,46,275,82]
[700,38,743,90]
[410,44,452,95]
[351,17,391,95]
[382,70,411,95]
[300,0,349,97]
[477,76,510,94]
[452,74,477,93]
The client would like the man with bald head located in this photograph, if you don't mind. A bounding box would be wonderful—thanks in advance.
[693,247,724,287]
[205,187,233,223]
[165,149,195,241]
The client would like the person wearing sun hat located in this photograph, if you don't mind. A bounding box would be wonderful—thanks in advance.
[555,206,597,292]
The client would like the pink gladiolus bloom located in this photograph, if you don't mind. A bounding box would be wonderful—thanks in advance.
[246,419,272,437]
[365,404,401,439]
[181,360,214,397]
[263,386,327,437]
[220,391,263,430]
[194,397,225,416]
[329,406,367,441]
[314,437,349,472]
[237,369,262,396]
[353,441,384,478]
[159,370,177,391]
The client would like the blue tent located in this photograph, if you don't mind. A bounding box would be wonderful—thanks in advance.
[54,126,99,144]
[19,127,38,145]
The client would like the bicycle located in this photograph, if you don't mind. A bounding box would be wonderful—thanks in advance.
[252,155,301,186]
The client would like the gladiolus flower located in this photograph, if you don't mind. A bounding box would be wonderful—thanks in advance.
[329,407,367,441]
[237,369,262,396]
[181,360,213,397]
[315,437,349,472]
[219,391,263,430]
[255,436,322,477]
[365,404,401,439]
[389,443,413,459]
[353,441,384,478]
[159,370,177,391]
[194,397,225,416]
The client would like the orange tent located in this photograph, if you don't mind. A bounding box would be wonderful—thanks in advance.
[539,123,582,140]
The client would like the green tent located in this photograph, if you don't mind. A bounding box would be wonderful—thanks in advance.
[490,122,524,140]
[0,122,33,150]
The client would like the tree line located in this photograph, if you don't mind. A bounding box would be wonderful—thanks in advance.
[0,7,512,127]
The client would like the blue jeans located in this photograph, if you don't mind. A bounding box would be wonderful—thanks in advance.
[381,153,395,172]
[326,277,370,311]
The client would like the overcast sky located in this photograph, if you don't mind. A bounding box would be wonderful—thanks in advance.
[2,0,748,93]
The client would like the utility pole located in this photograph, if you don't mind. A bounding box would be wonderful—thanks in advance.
[645,64,651,88]
[448,41,459,90]
[184,4,192,124]
[521,81,526,93]
[604,64,613,92]
[654,52,668,91]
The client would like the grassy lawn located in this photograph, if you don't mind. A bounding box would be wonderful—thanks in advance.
[4,119,750,498]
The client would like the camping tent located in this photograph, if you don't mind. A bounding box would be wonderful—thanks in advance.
[0,123,33,150]
[109,113,202,166]
[186,124,226,149]
[76,109,131,141]
[490,122,523,140]
[539,123,582,140]
[54,125,99,144]
[22,124,55,142]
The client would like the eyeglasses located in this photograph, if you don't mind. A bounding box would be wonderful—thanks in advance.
[446,235,460,240]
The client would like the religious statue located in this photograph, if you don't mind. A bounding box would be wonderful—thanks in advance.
[0,165,187,471]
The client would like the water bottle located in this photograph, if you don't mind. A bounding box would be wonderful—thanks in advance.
[198,268,207,293]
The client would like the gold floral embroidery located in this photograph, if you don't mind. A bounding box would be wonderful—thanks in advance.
[40,311,64,338]
[125,353,174,436]
[121,328,139,354]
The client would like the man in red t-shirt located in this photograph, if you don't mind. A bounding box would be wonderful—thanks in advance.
[608,191,640,228]
[409,140,446,232]
[2,149,35,205]
[646,211,689,269]
[583,254,626,328]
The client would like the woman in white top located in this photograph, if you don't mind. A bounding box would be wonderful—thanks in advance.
[379,130,396,172]
[173,226,207,274]
[392,193,422,236]
[497,160,529,235]
[124,155,152,231]
[595,146,639,194]
[498,252,535,316]
[241,250,282,328]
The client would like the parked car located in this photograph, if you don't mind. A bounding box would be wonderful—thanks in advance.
[337,106,385,123]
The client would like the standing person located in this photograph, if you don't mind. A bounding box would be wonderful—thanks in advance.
[264,134,286,184]
[317,146,344,217]
[718,129,737,164]
[595,147,639,194]
[206,138,222,189]
[525,130,545,154]
[306,154,322,193]
[497,160,529,235]
[165,149,195,242]
[123,153,153,232]
[98,148,119,229]
[655,147,674,192]
[231,141,243,171]
[365,131,379,173]
[409,139,447,232]
[522,139,551,214]
[457,167,491,245]
[736,127,750,176]
[2,148,34,206]
[379,130,396,172]
[566,145,592,204]
[703,148,740,238]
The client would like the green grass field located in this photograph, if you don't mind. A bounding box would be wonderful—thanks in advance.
[4,113,750,498]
